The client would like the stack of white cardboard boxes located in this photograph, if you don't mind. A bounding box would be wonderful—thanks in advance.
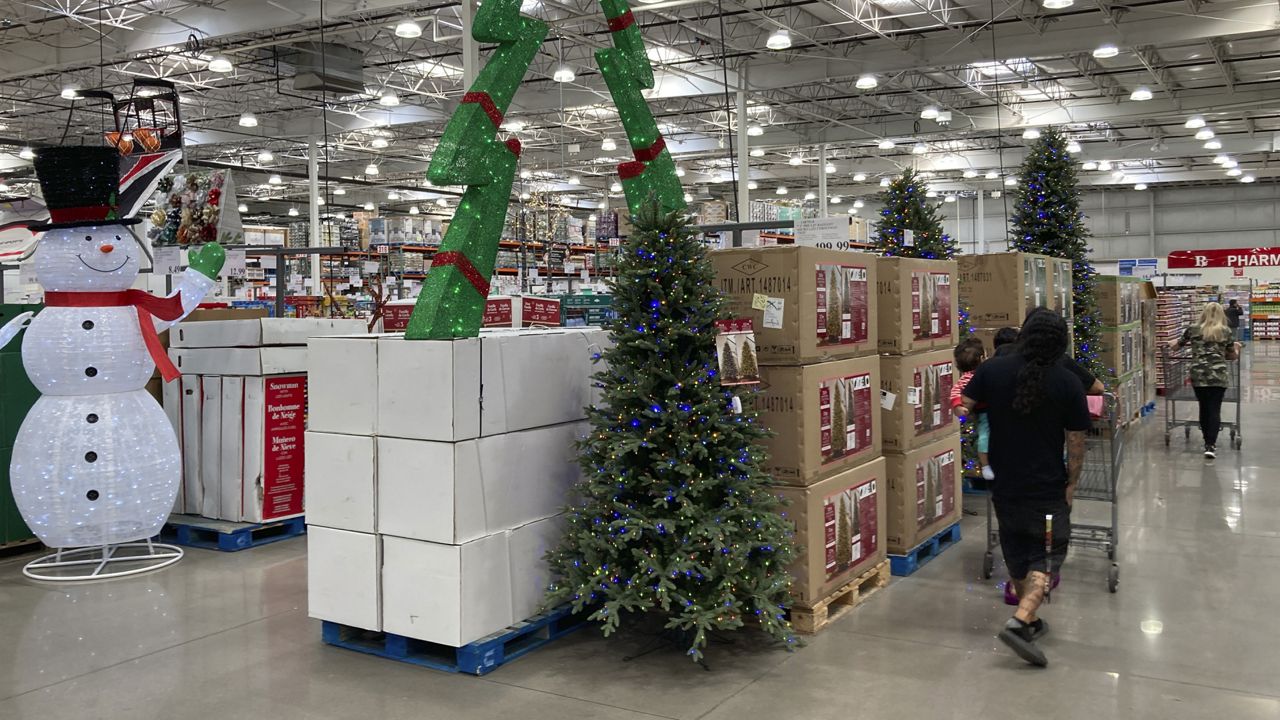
[163,317,365,523]
[305,327,605,647]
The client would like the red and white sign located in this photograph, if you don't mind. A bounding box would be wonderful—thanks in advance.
[1168,247,1280,269]
[249,375,307,522]
[482,296,563,328]
[1234,267,1245,277]
[382,300,415,331]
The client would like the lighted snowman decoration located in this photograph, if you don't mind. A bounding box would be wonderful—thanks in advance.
[0,147,224,550]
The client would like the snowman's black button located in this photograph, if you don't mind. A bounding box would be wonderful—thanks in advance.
[84,367,97,377]
[86,490,99,501]
[86,413,98,423]
[82,320,94,330]
[85,451,97,463]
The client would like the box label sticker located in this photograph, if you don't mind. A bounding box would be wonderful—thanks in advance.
[763,297,784,329]
[262,375,306,520]
[816,264,870,347]
[880,389,896,411]
[915,449,956,530]
[751,293,769,310]
[824,478,879,579]
[716,318,760,386]
[820,372,873,465]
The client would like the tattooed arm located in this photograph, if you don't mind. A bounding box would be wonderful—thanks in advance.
[1065,430,1086,506]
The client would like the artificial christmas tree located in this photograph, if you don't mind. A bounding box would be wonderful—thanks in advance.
[1009,127,1104,378]
[874,169,959,260]
[830,391,848,457]
[738,340,758,381]
[546,201,797,662]
[835,498,853,568]
[720,339,740,383]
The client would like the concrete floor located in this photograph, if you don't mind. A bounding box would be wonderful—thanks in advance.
[3,348,1280,720]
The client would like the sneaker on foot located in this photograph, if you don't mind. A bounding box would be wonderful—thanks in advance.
[998,618,1048,667]
[981,465,996,481]
[1205,445,1216,459]
[1028,618,1049,640]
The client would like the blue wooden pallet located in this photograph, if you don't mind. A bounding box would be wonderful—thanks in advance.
[322,605,589,676]
[888,521,962,577]
[160,514,306,552]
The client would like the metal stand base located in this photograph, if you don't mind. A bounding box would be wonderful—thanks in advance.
[22,539,184,582]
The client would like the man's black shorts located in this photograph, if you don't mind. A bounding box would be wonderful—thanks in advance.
[993,499,1070,580]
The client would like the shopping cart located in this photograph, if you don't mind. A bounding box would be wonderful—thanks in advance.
[981,393,1123,593]
[1162,347,1242,449]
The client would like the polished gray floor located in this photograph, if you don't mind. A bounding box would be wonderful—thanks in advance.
[3,347,1280,719]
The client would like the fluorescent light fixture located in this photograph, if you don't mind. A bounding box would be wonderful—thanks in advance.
[208,55,233,73]
[268,174,282,185]
[237,203,248,213]
[395,20,422,38]
[1226,168,1243,177]
[747,124,764,137]
[370,137,389,149]
[789,155,804,165]
[880,177,891,187]
[853,173,867,182]
[1066,140,1082,153]
[553,65,576,83]
[1130,86,1153,101]
[288,207,299,216]
[1204,139,1222,150]
[365,163,380,175]
[1134,183,1147,190]
[1241,175,1256,183]
[912,142,928,155]
[1098,160,1113,172]
[1184,116,1206,129]
[1042,0,1073,8]
[610,181,622,192]
[18,147,34,160]
[256,150,274,163]
[749,147,765,157]
[378,91,400,106]
[409,206,420,214]
[766,30,792,51]
[853,199,865,208]
[239,113,258,128]
[1082,161,1098,171]
[776,186,788,195]
[856,74,877,90]
[1093,44,1120,59]
[1022,128,1041,140]
[877,139,895,150]
[963,169,978,179]
[747,180,758,190]
[1195,128,1215,140]
[601,138,617,151]
[920,106,939,120]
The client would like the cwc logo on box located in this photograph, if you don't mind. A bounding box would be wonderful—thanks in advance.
[731,258,767,275]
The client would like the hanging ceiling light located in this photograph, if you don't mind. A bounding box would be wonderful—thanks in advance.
[256,150,274,163]
[920,106,939,120]
[747,124,764,137]
[675,166,686,176]
[1093,44,1120,59]
[775,186,788,195]
[370,137,389,149]
[749,147,765,157]
[1184,116,1206,129]
[1022,127,1041,140]
[991,190,1002,198]
[1082,161,1098,171]
[237,203,248,213]
[683,192,693,203]
[880,177,891,187]
[1134,183,1148,190]
[853,173,867,182]
[437,197,449,206]
[610,181,622,192]
[848,207,858,215]
[395,20,422,38]
[520,169,532,179]
[60,86,78,100]
[387,190,400,200]
[944,194,956,203]
[854,199,865,209]
[502,119,525,132]
[378,91,400,106]
[288,207,299,216]
[1041,0,1073,8]
[568,175,581,185]
[877,139,895,150]
[1204,139,1223,150]
[1195,128,1215,141]
[1066,140,1082,153]
[1004,176,1017,186]
[365,163,380,175]
[1098,160,1113,172]
[601,137,617,151]
[830,196,842,204]
[207,55,234,73]
[520,192,530,200]
[747,180,758,190]
[912,142,928,155]
[409,205,420,214]
[317,196,326,206]
[1226,168,1243,177]
[239,113,258,128]
[1223,159,1239,169]
[766,29,791,51]
[1213,155,1230,165]
[333,187,346,196]
[1130,86,1153,101]
[363,202,376,211]
[985,169,999,180]
[963,169,978,179]
[553,64,576,83]
[825,163,837,174]
[803,191,816,201]
[267,174,282,185]
[1241,175,1256,183]
[789,155,804,166]
[856,75,878,90]
[18,147,34,160]
[925,188,938,197]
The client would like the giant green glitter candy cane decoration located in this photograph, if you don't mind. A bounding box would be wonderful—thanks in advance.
[405,0,683,339]
[404,0,547,339]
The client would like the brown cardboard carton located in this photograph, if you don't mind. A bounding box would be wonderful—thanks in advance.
[1099,323,1142,379]
[756,355,881,485]
[880,349,958,452]
[958,252,1066,327]
[1049,257,1074,321]
[876,256,958,354]
[710,246,878,365]
[884,434,961,553]
[1095,276,1145,326]
[775,457,887,606]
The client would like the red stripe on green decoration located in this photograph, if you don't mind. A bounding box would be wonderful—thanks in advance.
[632,135,665,162]
[618,161,646,180]
[431,251,491,297]
[607,10,635,31]
[461,91,504,129]
[505,138,522,157]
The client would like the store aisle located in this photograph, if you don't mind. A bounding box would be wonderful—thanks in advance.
[2,349,1279,720]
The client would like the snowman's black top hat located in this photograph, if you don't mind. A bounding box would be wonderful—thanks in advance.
[30,146,141,231]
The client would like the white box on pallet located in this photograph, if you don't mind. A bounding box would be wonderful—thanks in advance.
[381,532,514,647]
[307,334,384,436]
[178,375,203,515]
[376,421,583,544]
[509,515,565,622]
[171,317,367,348]
[199,376,222,520]
[305,432,377,533]
[308,526,382,631]
[170,346,308,376]
[219,376,245,520]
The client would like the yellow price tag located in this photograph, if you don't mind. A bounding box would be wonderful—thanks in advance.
[751,293,769,310]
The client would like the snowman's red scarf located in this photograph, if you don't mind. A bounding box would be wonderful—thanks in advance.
[44,291,184,383]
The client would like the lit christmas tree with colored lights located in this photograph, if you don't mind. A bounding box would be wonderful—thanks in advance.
[1009,127,1105,379]
[874,169,959,260]
[545,201,798,662]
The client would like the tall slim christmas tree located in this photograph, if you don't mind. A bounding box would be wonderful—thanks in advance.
[835,498,853,568]
[545,201,797,662]
[1009,127,1104,378]
[874,169,959,260]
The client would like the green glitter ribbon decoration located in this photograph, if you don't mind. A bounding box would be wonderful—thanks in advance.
[597,0,685,218]
[404,0,547,340]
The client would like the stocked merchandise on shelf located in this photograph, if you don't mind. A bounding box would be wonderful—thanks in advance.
[305,328,605,646]
[1155,288,1193,391]
[1250,294,1280,340]
[1142,297,1158,406]
[958,252,1073,327]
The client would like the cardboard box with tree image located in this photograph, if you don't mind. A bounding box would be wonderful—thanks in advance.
[877,257,958,354]
[879,348,958,452]
[885,433,961,553]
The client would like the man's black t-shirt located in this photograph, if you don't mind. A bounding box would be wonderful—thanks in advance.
[963,353,1091,505]
[994,343,1096,392]
[1226,305,1243,329]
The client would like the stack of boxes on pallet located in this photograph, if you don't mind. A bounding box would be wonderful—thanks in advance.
[710,247,886,610]
[958,252,1074,357]
[877,257,961,559]
[1095,276,1153,422]
[305,328,604,647]
[164,314,365,522]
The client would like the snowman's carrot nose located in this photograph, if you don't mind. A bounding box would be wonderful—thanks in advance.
[99,244,114,253]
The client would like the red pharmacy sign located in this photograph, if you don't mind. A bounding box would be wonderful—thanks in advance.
[1168,247,1280,269]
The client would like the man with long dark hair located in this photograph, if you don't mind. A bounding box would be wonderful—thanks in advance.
[961,308,1090,667]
